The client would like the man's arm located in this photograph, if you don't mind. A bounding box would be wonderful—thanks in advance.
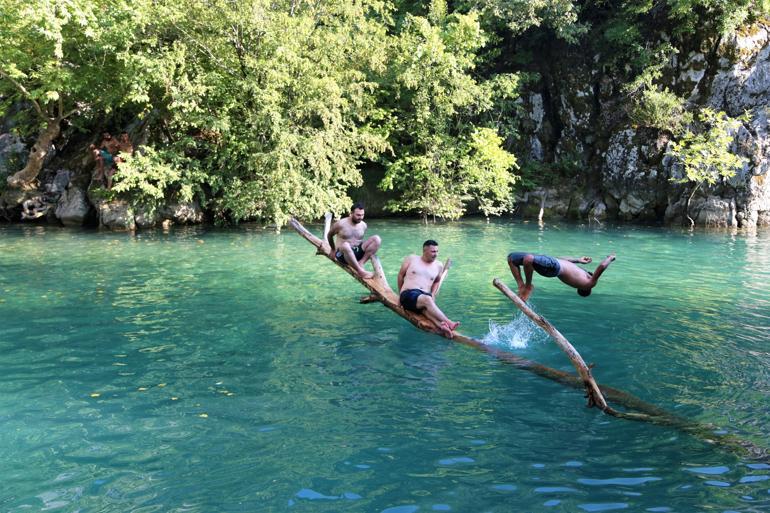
[396,257,410,293]
[430,262,445,296]
[589,253,616,286]
[558,256,592,264]
[326,222,339,251]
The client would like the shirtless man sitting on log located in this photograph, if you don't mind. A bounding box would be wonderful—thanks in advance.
[327,202,381,279]
[397,240,460,338]
[507,252,616,301]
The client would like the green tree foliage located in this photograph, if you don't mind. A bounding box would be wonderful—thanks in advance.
[459,0,587,43]
[668,108,748,187]
[667,108,750,224]
[625,65,692,133]
[379,4,518,219]
[109,148,208,215]
[2,0,765,225]
[127,0,392,225]
[0,0,161,186]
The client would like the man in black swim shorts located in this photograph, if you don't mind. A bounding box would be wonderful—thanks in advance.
[327,202,382,279]
[397,240,460,338]
[336,244,365,264]
[507,252,616,301]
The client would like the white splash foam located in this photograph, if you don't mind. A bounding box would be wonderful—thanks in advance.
[482,313,541,349]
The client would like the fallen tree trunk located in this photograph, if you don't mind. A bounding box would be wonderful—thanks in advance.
[289,217,768,461]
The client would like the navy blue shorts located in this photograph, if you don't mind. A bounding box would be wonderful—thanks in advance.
[508,252,561,278]
[336,245,365,264]
[400,289,431,312]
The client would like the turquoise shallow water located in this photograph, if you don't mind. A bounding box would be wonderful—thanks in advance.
[0,219,769,512]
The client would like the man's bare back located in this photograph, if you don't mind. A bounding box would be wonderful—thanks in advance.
[508,252,616,300]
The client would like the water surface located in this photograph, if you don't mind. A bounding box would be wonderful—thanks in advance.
[0,220,768,512]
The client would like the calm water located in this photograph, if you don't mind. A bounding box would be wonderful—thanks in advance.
[0,219,769,513]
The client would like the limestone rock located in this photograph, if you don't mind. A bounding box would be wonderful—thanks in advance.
[97,200,135,231]
[601,129,670,220]
[55,186,91,226]
[163,201,204,224]
[0,133,27,180]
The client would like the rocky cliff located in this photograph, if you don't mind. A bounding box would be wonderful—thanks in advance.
[515,22,770,227]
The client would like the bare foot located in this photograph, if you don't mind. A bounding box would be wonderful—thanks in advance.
[445,320,460,331]
[358,270,375,280]
[439,321,456,339]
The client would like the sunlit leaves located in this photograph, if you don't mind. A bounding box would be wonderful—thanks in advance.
[668,108,750,187]
[380,10,518,219]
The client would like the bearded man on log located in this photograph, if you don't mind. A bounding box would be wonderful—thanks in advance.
[327,202,382,279]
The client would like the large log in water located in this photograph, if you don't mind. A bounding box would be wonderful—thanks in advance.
[289,217,768,461]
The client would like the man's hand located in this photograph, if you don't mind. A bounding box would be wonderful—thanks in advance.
[578,256,592,264]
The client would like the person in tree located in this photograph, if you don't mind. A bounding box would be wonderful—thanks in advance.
[89,132,119,188]
[327,202,382,279]
[397,240,460,339]
[507,252,616,301]
[116,132,134,161]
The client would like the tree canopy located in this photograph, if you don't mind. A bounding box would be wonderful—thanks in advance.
[1,0,765,223]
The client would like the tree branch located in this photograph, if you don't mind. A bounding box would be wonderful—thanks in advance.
[0,66,47,120]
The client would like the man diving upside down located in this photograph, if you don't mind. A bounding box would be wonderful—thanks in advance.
[507,252,616,301]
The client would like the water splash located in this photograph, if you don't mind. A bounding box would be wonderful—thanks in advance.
[482,313,542,349]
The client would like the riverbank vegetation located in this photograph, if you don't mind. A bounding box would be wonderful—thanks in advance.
[1,0,767,224]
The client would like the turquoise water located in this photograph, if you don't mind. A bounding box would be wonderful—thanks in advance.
[0,220,768,512]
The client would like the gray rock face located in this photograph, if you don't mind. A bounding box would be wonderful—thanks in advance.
[55,187,91,226]
[0,133,27,180]
[513,22,770,227]
[707,26,770,115]
[133,201,204,228]
[601,129,670,220]
[97,200,136,231]
[164,201,204,224]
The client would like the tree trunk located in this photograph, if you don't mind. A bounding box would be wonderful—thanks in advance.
[7,117,62,190]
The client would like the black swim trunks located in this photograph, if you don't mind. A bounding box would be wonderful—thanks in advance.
[336,245,365,264]
[400,288,431,312]
[508,252,561,278]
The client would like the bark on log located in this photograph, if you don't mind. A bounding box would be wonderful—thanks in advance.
[289,217,769,461]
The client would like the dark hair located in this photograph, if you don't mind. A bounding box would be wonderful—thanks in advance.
[351,202,365,212]
[423,239,438,247]
[577,288,591,297]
